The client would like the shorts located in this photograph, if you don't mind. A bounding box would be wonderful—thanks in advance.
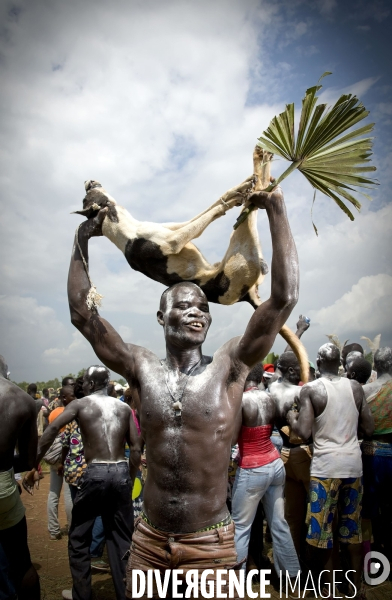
[306,476,363,549]
[126,516,242,599]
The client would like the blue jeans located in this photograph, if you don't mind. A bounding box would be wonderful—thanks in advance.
[70,484,105,558]
[232,457,300,577]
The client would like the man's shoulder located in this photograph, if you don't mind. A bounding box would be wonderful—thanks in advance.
[0,379,36,414]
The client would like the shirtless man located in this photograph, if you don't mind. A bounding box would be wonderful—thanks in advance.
[67,185,299,598]
[231,364,299,579]
[362,347,392,562]
[0,355,40,599]
[270,352,311,560]
[24,365,140,600]
[287,343,374,594]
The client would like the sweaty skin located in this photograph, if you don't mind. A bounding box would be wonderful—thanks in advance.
[0,375,37,475]
[23,369,141,490]
[67,186,299,533]
[287,346,374,442]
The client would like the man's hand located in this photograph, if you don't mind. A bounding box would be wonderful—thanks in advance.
[22,469,39,495]
[247,183,282,211]
[296,315,310,334]
[286,409,298,426]
[57,464,64,477]
[78,207,108,240]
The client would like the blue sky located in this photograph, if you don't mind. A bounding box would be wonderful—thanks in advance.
[0,0,391,382]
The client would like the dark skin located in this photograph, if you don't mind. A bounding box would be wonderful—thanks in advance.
[234,378,275,437]
[284,314,310,353]
[363,351,392,443]
[0,361,40,599]
[68,186,299,532]
[287,345,374,593]
[269,360,307,447]
[287,355,374,442]
[23,369,141,492]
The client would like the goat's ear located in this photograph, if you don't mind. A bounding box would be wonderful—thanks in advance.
[157,311,164,326]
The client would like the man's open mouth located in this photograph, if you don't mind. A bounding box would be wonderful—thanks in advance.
[187,321,204,330]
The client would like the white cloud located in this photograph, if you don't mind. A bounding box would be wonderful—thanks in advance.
[310,274,392,334]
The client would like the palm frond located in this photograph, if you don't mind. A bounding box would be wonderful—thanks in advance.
[234,73,378,230]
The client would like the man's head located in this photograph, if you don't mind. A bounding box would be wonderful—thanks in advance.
[277,352,301,385]
[42,388,49,399]
[245,363,264,388]
[374,347,392,376]
[27,383,37,398]
[317,343,341,375]
[346,355,372,384]
[0,355,9,379]
[157,282,211,349]
[341,343,364,370]
[62,376,75,401]
[59,386,76,407]
[107,383,117,398]
[82,365,111,397]
[308,361,316,382]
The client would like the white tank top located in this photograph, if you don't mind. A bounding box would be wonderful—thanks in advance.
[311,377,362,478]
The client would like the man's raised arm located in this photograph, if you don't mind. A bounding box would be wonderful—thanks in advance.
[235,186,299,367]
[68,209,134,378]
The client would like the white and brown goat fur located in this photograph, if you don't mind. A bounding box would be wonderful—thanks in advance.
[77,147,309,381]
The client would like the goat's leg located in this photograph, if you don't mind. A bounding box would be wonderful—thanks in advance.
[162,175,254,233]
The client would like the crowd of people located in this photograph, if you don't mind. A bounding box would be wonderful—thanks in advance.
[0,185,391,600]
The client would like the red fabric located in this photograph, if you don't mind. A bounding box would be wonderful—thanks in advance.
[238,425,280,468]
[263,364,275,373]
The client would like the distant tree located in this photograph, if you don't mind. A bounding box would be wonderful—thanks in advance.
[263,352,279,366]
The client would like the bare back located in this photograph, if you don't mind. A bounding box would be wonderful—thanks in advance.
[270,379,300,425]
[0,378,38,472]
[74,392,132,463]
[241,389,275,428]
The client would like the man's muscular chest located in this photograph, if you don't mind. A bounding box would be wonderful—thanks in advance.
[139,363,241,434]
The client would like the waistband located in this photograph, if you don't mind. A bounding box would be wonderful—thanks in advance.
[141,511,232,534]
[90,459,127,464]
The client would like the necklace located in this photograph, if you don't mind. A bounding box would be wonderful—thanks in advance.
[160,358,202,417]
[244,386,259,392]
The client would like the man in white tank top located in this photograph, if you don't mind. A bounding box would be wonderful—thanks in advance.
[287,343,374,595]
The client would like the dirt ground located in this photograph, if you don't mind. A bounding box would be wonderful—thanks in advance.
[25,471,116,600]
[24,469,392,600]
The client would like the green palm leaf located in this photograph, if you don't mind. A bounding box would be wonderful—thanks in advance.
[234,73,378,231]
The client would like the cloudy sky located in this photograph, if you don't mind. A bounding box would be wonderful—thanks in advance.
[1,0,391,383]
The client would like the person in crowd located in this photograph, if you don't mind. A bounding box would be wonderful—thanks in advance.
[232,364,300,578]
[24,365,139,600]
[59,377,109,573]
[346,354,372,385]
[48,377,75,412]
[287,343,374,595]
[262,363,275,389]
[284,315,310,353]
[66,183,299,598]
[362,347,392,563]
[341,343,364,371]
[0,356,40,599]
[270,351,311,562]
[46,387,73,540]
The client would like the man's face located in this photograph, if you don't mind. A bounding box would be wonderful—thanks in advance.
[157,286,212,348]
[62,388,76,406]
